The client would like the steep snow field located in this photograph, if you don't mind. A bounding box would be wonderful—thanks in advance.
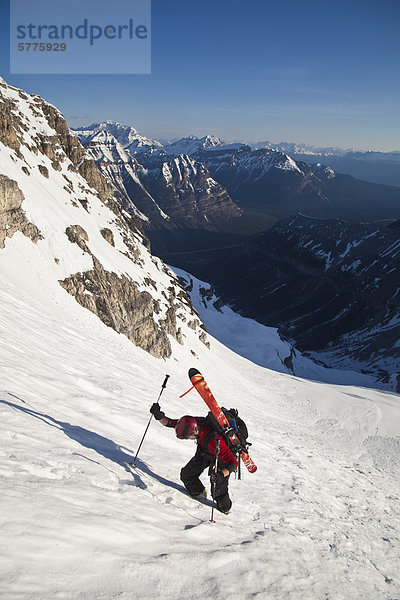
[1,235,400,600]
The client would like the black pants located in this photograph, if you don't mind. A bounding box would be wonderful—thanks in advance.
[180,446,232,513]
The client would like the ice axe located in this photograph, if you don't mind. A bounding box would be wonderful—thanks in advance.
[131,374,170,466]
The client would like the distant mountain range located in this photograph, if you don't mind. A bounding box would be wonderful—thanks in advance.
[250,140,400,187]
[72,122,400,256]
[75,124,400,186]
[191,144,400,224]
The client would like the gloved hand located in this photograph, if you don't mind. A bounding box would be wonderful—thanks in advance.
[210,470,225,485]
[150,403,165,421]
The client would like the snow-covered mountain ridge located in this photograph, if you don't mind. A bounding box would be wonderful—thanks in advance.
[251,140,400,187]
[189,144,400,225]
[0,78,209,358]
[161,134,226,156]
[71,120,162,154]
[194,143,304,182]
[73,122,245,254]
[251,140,353,156]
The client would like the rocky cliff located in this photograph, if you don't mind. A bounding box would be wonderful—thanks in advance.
[139,153,243,240]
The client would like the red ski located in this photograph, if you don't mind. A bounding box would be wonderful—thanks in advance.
[188,368,257,473]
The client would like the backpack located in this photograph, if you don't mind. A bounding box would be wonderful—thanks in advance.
[204,407,250,455]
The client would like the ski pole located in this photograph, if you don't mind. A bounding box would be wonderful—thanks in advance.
[132,374,170,466]
[210,438,220,523]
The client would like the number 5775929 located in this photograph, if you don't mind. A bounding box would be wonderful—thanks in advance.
[18,43,67,51]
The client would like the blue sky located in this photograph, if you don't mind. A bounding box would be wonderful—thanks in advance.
[1,0,400,150]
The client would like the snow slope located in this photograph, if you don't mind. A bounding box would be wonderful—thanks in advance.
[1,234,400,600]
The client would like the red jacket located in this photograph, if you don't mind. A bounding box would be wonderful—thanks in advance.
[169,416,238,470]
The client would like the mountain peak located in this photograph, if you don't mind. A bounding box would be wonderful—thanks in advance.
[161,134,225,156]
[201,134,224,147]
[72,121,161,152]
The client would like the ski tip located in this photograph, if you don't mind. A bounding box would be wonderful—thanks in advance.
[188,367,201,379]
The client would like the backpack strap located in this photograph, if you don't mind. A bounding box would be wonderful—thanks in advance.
[200,413,248,456]
[201,428,243,458]
[200,429,219,456]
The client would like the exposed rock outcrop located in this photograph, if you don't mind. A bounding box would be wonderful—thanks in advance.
[61,223,192,357]
[65,225,89,252]
[0,92,22,152]
[78,158,110,202]
[38,165,49,178]
[0,174,42,248]
[59,258,173,359]
[0,174,24,212]
[39,100,86,165]
[100,227,115,246]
